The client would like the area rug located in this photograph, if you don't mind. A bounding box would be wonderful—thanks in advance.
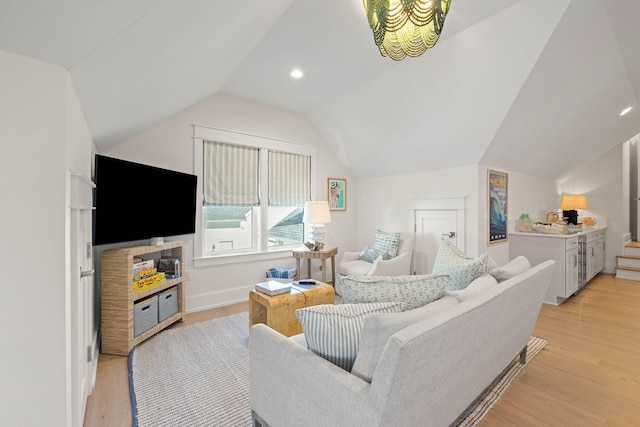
[129,312,251,427]
[129,312,546,427]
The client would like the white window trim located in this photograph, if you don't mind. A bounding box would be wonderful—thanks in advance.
[193,124,318,265]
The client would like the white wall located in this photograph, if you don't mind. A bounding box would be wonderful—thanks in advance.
[557,143,625,272]
[478,165,558,265]
[355,164,559,268]
[0,51,95,426]
[102,94,355,311]
[355,165,480,254]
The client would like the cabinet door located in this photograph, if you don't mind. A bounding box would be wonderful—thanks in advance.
[586,242,597,282]
[596,239,606,274]
[565,247,580,296]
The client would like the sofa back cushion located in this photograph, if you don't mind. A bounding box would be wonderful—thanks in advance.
[444,274,498,302]
[490,256,532,282]
[295,302,403,371]
[339,274,449,311]
[351,295,459,382]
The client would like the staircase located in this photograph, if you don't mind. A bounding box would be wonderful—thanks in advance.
[615,240,640,281]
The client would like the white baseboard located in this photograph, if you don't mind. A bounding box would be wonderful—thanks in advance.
[185,286,252,313]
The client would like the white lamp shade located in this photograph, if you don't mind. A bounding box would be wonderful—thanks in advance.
[303,201,332,224]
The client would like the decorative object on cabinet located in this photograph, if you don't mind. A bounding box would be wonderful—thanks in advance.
[101,241,185,355]
[488,169,508,244]
[560,194,587,225]
[302,201,332,250]
[517,214,533,232]
[328,178,346,211]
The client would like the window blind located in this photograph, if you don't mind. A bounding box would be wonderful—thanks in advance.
[268,151,310,206]
[203,140,259,206]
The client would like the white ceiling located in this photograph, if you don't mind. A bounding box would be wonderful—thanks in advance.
[1,0,639,180]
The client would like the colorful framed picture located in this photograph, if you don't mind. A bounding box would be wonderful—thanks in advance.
[488,170,508,245]
[328,178,346,211]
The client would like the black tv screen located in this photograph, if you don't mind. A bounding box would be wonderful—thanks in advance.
[93,155,197,245]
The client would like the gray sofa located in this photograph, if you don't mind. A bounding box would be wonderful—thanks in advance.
[249,259,555,427]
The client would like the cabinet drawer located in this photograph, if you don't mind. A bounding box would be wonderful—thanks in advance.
[566,237,580,250]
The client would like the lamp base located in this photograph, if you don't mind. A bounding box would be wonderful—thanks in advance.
[563,210,579,225]
[306,224,326,251]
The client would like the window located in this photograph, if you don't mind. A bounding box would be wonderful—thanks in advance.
[193,126,317,260]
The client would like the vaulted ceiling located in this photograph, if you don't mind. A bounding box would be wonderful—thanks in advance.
[1,0,638,180]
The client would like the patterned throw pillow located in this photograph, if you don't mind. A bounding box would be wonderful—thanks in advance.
[432,240,488,291]
[295,302,403,371]
[358,246,390,263]
[373,230,401,258]
[339,275,448,311]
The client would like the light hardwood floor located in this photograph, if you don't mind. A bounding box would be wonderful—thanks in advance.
[84,274,640,426]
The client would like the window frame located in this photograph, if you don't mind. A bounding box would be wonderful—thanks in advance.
[193,124,318,266]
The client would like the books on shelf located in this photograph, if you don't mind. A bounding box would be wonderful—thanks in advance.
[133,272,166,292]
[255,280,292,296]
[133,259,154,274]
[133,267,157,282]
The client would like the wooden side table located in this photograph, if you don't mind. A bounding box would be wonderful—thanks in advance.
[292,246,338,285]
[249,282,335,336]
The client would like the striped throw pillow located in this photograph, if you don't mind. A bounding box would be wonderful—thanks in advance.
[295,302,404,371]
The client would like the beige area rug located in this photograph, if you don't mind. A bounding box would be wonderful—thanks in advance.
[129,313,546,427]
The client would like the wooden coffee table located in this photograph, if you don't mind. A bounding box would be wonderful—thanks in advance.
[249,282,335,337]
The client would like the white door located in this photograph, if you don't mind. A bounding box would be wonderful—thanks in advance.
[414,210,458,274]
[69,174,96,426]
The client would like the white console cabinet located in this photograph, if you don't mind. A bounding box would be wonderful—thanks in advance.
[510,227,606,305]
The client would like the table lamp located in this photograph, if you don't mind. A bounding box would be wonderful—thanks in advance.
[560,194,587,225]
[303,201,331,251]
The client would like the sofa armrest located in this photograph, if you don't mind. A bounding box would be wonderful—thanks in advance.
[341,251,362,262]
[250,324,376,427]
[369,250,412,276]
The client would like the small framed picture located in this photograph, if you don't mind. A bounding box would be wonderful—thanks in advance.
[328,178,346,211]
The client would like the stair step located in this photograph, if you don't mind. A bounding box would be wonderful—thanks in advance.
[615,265,640,272]
[615,267,640,281]
[616,256,640,269]
[623,246,640,256]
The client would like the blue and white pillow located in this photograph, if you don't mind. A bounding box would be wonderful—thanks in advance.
[295,302,403,371]
[358,246,391,263]
[373,230,401,258]
[432,240,488,291]
[339,275,448,311]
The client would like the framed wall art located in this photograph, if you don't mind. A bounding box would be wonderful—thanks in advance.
[328,178,346,211]
[488,169,508,245]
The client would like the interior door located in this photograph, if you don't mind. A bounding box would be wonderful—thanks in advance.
[414,210,458,274]
[69,173,96,426]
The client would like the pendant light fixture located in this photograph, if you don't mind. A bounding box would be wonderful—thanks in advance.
[363,0,452,60]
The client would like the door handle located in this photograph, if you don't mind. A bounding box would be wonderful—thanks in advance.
[80,269,95,279]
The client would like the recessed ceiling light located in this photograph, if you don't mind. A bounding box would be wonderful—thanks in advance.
[620,106,632,116]
[290,69,303,79]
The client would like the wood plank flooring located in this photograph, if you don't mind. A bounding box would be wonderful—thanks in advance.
[84,274,640,426]
[478,273,640,426]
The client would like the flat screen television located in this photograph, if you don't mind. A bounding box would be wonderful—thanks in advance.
[93,155,197,245]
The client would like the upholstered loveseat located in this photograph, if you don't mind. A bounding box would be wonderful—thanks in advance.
[249,258,556,427]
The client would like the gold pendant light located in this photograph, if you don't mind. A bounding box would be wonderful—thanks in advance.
[364,0,452,60]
